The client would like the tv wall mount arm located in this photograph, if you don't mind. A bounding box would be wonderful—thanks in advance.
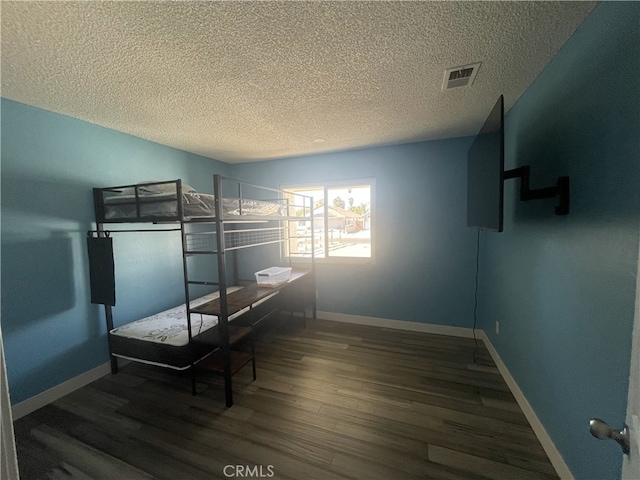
[503,166,570,215]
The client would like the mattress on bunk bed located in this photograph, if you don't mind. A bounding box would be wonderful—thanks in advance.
[102,182,286,220]
[109,287,275,369]
[103,187,215,220]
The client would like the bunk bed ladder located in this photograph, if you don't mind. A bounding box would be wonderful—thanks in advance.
[177,197,198,395]
[178,176,259,407]
[175,180,211,397]
[179,175,237,406]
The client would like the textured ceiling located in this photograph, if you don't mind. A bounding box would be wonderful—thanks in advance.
[1,1,596,163]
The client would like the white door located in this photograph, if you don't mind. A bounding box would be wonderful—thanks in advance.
[622,230,640,479]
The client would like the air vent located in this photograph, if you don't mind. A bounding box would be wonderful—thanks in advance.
[442,63,481,90]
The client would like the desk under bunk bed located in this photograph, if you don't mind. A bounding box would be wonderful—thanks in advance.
[88,175,316,407]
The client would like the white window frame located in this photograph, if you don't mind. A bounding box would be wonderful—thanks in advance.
[282,178,375,265]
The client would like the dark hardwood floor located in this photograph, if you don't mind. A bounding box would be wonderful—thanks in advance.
[13,317,559,480]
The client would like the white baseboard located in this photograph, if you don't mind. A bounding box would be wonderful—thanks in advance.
[316,311,476,338]
[11,361,113,420]
[317,311,573,480]
[475,331,574,480]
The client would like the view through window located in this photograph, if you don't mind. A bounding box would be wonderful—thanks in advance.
[284,180,373,261]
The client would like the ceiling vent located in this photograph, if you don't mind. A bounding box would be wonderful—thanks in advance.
[442,62,481,90]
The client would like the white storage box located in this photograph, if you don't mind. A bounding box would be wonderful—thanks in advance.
[255,267,292,287]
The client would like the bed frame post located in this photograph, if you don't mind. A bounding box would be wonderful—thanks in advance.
[104,305,118,374]
[95,221,119,374]
[213,174,234,407]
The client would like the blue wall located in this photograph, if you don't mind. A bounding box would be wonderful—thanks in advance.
[233,139,477,325]
[1,99,230,404]
[477,3,640,479]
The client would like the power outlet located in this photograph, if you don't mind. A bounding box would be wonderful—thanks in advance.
[495,321,500,335]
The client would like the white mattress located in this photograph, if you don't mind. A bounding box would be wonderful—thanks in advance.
[110,287,275,346]
[102,185,286,220]
[103,191,215,220]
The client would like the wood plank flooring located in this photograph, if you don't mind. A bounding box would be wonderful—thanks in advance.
[13,317,559,480]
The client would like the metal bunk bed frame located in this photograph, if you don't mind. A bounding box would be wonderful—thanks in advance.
[89,174,316,407]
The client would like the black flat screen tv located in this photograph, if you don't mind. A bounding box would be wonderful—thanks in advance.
[467,95,504,232]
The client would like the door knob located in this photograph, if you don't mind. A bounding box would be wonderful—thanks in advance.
[589,418,630,454]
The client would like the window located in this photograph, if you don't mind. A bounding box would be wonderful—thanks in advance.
[284,179,374,263]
